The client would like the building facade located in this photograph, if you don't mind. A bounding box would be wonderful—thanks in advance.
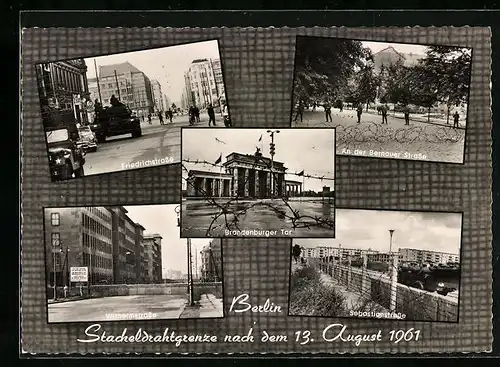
[151,79,164,112]
[36,59,91,125]
[186,152,288,199]
[44,206,150,287]
[143,234,163,284]
[97,62,154,116]
[183,58,225,109]
[398,248,460,265]
[200,239,222,282]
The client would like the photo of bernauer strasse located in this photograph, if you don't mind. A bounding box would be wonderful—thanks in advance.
[44,204,223,323]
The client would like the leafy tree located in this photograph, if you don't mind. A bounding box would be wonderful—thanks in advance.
[293,37,370,105]
[292,244,302,263]
[354,62,379,111]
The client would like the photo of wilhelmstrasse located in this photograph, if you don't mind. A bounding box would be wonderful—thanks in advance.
[181,128,336,238]
[291,36,472,163]
[44,204,223,323]
[36,39,230,182]
[289,209,462,323]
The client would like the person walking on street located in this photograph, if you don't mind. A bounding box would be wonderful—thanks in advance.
[339,100,344,112]
[194,106,200,123]
[324,100,332,122]
[158,111,164,125]
[188,106,195,125]
[381,104,388,124]
[403,105,410,125]
[294,100,304,123]
[453,111,460,128]
[147,113,152,124]
[207,104,216,126]
[312,101,317,112]
[167,108,173,123]
[356,102,363,123]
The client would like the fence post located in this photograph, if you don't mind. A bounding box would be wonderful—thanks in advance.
[361,253,368,296]
[347,256,352,288]
[390,254,398,311]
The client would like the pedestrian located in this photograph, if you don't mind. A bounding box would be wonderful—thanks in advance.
[312,101,317,112]
[339,100,343,112]
[188,106,195,125]
[381,104,388,124]
[147,113,152,124]
[194,106,200,122]
[324,100,332,122]
[356,102,363,123]
[404,105,410,125]
[207,104,216,126]
[294,100,304,123]
[167,108,173,123]
[453,111,460,128]
[158,111,164,125]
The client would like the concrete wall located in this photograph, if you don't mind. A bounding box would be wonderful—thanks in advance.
[313,260,458,322]
[47,282,223,300]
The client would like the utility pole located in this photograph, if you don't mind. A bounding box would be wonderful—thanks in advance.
[187,238,195,306]
[114,70,121,100]
[267,130,280,197]
[94,59,102,104]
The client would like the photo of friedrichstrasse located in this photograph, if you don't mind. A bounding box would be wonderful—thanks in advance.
[288,209,461,322]
[44,205,223,322]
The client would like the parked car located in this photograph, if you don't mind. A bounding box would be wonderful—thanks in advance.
[77,125,98,152]
[90,103,142,143]
[46,127,86,181]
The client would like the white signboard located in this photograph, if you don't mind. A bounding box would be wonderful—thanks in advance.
[70,267,88,282]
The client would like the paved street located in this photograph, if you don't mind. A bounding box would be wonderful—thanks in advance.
[48,294,188,323]
[182,198,335,237]
[292,109,466,163]
[84,114,225,176]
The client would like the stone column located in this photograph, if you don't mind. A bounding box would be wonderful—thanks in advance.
[244,168,249,197]
[232,168,238,197]
[201,178,207,196]
[255,169,260,198]
[280,173,286,197]
[187,177,196,197]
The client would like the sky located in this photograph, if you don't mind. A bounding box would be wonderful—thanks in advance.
[84,40,222,105]
[123,205,211,276]
[361,41,428,55]
[295,209,462,255]
[181,128,336,192]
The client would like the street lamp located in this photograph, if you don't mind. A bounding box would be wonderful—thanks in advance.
[125,251,132,284]
[175,205,181,227]
[389,229,395,253]
[266,130,280,197]
[53,247,63,301]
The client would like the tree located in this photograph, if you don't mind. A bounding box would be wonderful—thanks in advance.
[354,62,379,111]
[293,37,370,104]
[419,46,472,123]
[292,245,302,263]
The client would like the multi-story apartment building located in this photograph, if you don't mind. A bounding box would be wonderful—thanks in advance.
[299,245,379,260]
[184,58,225,109]
[44,206,148,288]
[97,62,154,116]
[36,59,91,124]
[150,79,164,112]
[200,239,222,282]
[143,234,163,284]
[399,248,460,265]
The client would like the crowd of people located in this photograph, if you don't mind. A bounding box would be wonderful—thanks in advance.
[293,98,462,128]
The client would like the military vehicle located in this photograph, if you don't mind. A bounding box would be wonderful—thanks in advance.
[42,106,86,181]
[90,103,142,143]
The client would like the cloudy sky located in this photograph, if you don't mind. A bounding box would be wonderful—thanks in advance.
[84,40,222,105]
[124,205,211,276]
[181,128,335,192]
[361,41,428,55]
[295,209,462,255]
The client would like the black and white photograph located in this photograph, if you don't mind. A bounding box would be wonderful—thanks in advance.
[291,36,472,163]
[36,39,230,182]
[181,128,336,238]
[288,209,462,322]
[44,204,223,323]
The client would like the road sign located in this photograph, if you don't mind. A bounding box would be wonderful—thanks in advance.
[70,267,88,282]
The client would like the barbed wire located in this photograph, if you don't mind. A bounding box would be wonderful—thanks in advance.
[181,143,335,236]
[182,158,335,181]
[293,255,458,321]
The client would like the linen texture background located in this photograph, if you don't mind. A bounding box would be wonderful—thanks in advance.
[20,26,492,354]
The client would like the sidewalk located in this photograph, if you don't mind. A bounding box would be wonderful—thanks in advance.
[179,294,223,318]
[47,295,88,304]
